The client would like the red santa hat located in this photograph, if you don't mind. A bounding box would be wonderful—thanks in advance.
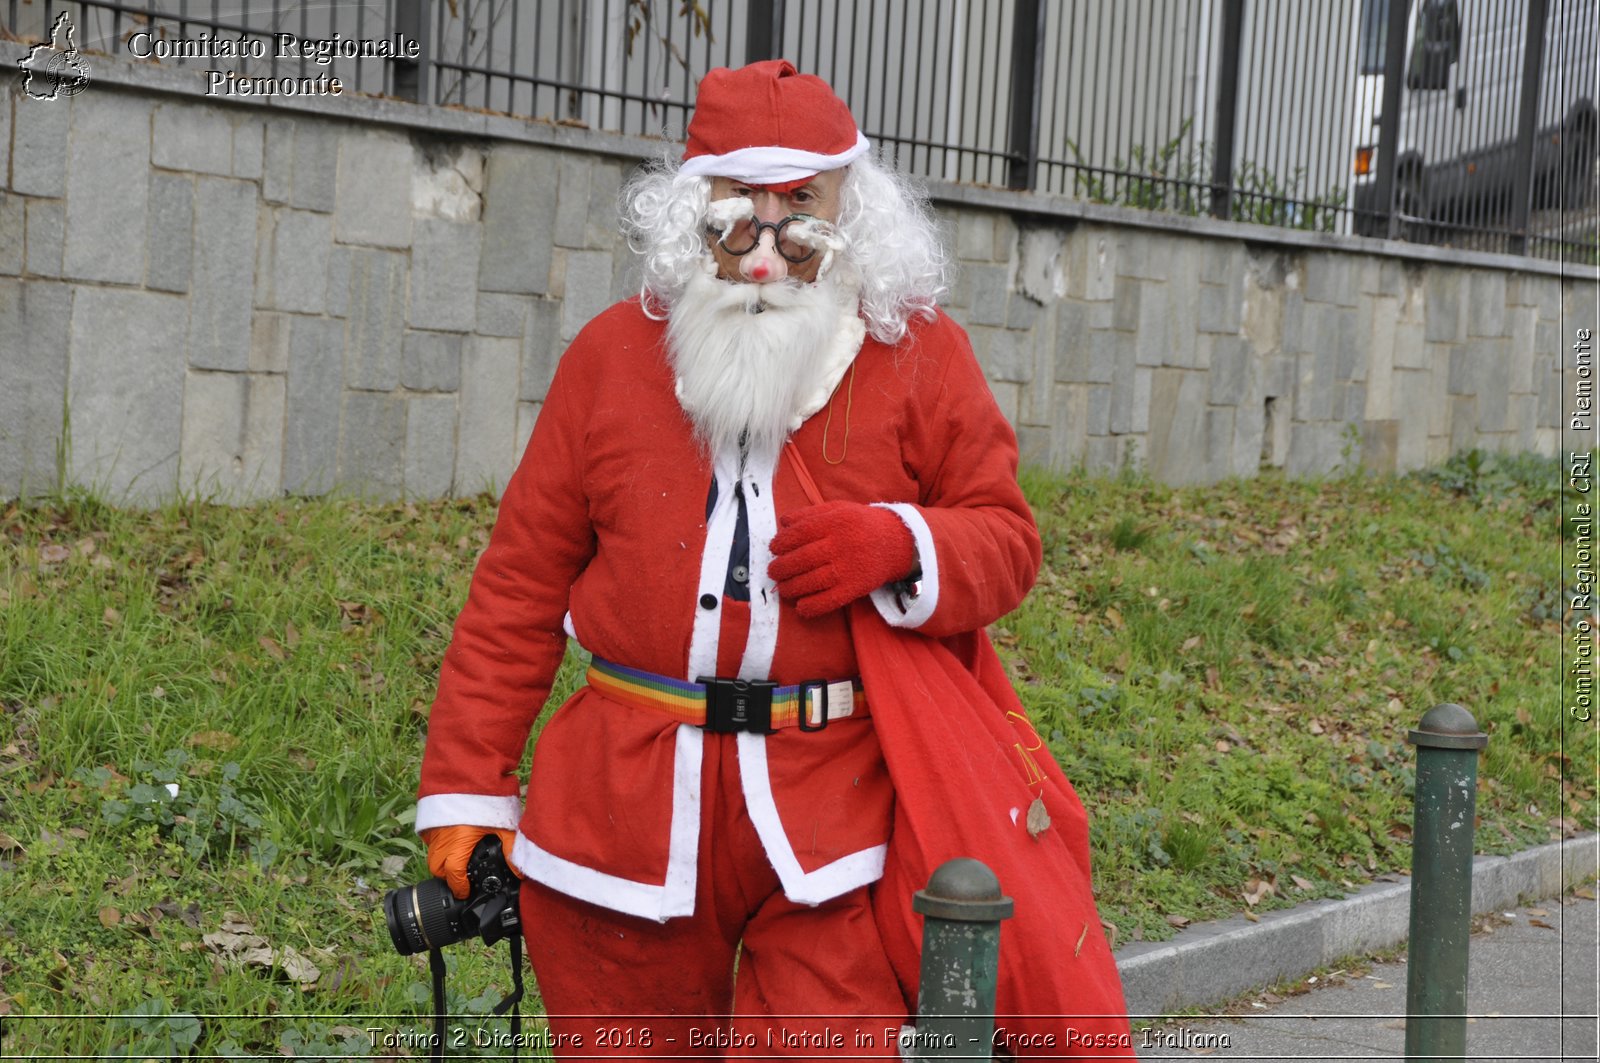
[681,59,870,188]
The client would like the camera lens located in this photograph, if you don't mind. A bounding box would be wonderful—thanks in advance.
[383,877,466,955]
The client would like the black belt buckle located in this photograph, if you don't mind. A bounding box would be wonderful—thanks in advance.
[797,679,831,732]
[697,676,776,734]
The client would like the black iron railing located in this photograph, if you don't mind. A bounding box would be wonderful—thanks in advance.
[5,0,1595,262]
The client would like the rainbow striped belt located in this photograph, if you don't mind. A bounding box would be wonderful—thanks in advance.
[586,656,868,733]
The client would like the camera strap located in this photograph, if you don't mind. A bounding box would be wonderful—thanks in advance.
[425,938,525,1062]
[428,947,447,1063]
[491,933,526,1050]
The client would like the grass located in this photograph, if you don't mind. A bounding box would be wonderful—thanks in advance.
[0,492,582,1058]
[1008,449,1588,948]
[0,449,1590,1057]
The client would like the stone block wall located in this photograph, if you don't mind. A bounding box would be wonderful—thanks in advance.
[943,214,1593,484]
[1,79,634,504]
[1,57,1595,503]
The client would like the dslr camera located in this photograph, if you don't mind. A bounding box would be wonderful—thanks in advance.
[383,834,521,954]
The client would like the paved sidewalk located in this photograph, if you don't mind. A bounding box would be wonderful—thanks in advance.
[1115,836,1598,1019]
[1135,894,1597,1061]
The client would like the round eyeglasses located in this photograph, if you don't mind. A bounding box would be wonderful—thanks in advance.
[710,214,823,264]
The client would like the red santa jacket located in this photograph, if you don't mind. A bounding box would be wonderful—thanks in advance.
[416,299,1041,922]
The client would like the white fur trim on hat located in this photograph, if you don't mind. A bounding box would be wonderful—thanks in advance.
[679,132,871,185]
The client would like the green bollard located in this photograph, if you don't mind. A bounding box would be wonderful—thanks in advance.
[1404,703,1488,1063]
[910,858,1014,1061]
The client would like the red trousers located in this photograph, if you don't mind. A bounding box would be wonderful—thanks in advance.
[520,729,907,1059]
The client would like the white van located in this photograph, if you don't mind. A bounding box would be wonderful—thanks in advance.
[1348,0,1597,239]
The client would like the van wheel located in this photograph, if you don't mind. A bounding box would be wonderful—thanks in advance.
[1394,168,1432,243]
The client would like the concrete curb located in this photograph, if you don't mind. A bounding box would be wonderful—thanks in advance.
[1113,833,1599,1017]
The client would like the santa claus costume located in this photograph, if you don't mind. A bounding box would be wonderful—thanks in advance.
[416,60,1132,1057]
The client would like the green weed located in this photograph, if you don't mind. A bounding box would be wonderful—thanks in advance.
[0,454,1584,1048]
[1065,121,1348,233]
[1004,458,1580,944]
[1107,515,1154,552]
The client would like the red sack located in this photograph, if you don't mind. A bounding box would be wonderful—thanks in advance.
[852,601,1135,1058]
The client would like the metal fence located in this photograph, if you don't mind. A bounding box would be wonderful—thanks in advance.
[5,0,1596,261]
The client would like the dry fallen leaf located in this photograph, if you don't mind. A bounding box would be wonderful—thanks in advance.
[189,731,241,752]
[203,929,264,954]
[338,600,375,627]
[1025,796,1052,839]
[1529,919,1556,930]
[1164,914,1191,929]
[1243,876,1277,906]
[38,544,70,564]
[219,912,256,934]
[153,900,203,928]
[235,944,319,985]
[1074,922,1088,956]
[1180,635,1204,653]
[1291,874,1314,891]
[1104,607,1124,630]
[97,906,121,928]
[205,918,325,986]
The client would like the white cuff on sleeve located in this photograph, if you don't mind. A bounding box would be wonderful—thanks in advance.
[415,793,523,834]
[868,502,939,629]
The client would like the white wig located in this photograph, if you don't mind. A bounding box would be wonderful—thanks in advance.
[620,151,950,346]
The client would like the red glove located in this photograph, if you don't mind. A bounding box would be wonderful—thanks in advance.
[768,501,916,619]
[421,825,522,899]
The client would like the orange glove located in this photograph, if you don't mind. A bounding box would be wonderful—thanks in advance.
[421,825,521,899]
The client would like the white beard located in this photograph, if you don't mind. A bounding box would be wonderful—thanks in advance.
[667,263,865,463]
